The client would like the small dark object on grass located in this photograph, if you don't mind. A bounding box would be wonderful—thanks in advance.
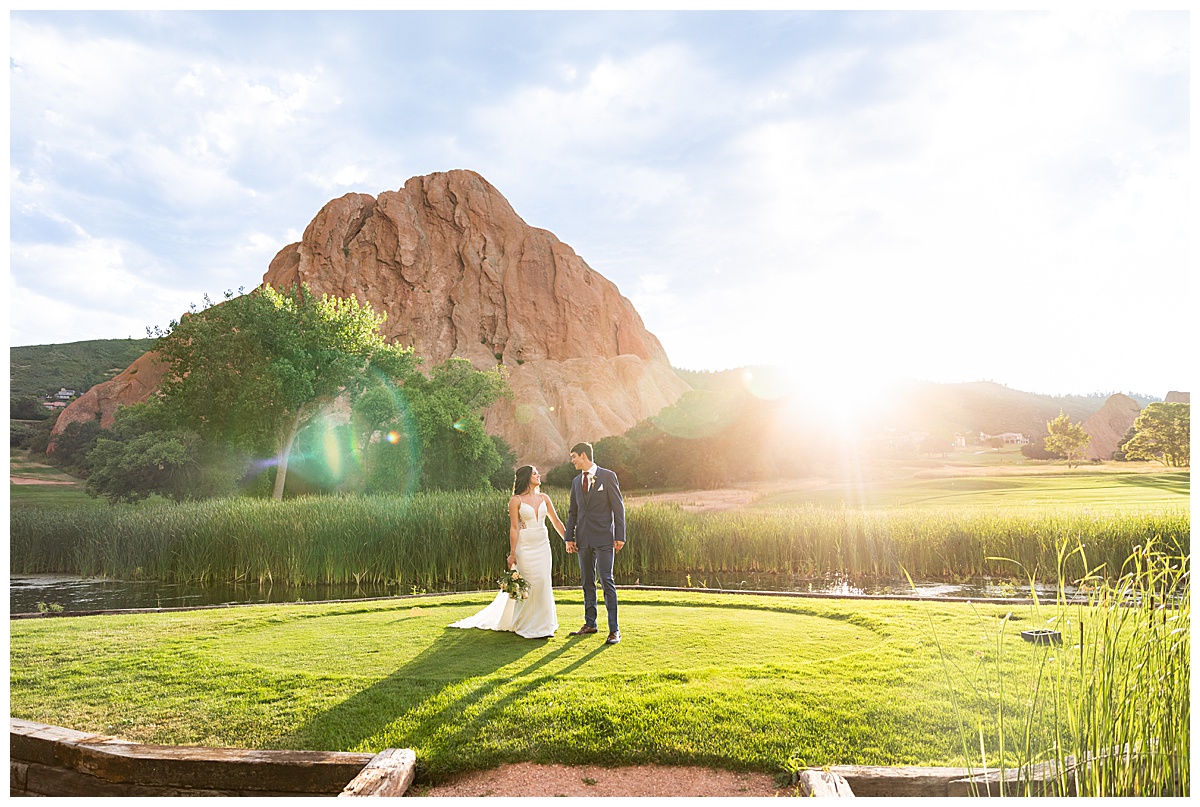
[1020,629,1062,645]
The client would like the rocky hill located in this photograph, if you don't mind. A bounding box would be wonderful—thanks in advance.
[10,338,156,400]
[1081,393,1142,460]
[52,170,690,466]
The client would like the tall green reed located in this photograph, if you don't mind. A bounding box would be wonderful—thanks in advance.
[931,538,1189,796]
[9,495,1189,589]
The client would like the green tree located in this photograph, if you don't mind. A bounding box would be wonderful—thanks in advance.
[85,402,247,503]
[402,358,509,491]
[155,284,415,500]
[1111,424,1139,462]
[1043,410,1091,468]
[488,435,519,491]
[24,411,61,455]
[10,396,50,421]
[47,418,103,476]
[594,435,641,489]
[1121,402,1190,467]
[544,461,578,488]
[349,357,509,493]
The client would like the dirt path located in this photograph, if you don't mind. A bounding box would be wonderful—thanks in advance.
[417,762,787,797]
[10,476,77,486]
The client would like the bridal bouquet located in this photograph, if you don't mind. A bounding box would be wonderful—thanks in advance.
[498,567,530,600]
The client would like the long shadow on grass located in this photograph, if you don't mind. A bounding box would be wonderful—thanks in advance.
[276,627,605,753]
[1110,472,1191,495]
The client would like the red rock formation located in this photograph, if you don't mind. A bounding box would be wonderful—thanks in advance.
[53,170,689,467]
[47,351,170,445]
[1165,391,1190,404]
[1081,393,1141,460]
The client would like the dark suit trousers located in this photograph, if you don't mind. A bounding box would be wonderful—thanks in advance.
[578,544,618,633]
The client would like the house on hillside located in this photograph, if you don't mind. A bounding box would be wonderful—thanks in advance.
[42,401,68,410]
[54,388,76,400]
[979,431,1029,445]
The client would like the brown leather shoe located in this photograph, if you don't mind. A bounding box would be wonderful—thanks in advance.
[569,625,598,636]
[606,631,621,644]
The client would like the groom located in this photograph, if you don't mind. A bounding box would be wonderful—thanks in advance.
[564,442,625,645]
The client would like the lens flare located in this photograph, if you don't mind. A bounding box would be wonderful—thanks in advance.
[385,430,400,444]
[322,425,344,481]
[452,418,469,432]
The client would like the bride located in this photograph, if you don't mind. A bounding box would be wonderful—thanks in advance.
[450,465,565,639]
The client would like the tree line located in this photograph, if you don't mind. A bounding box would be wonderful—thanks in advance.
[20,285,514,503]
[1021,404,1190,467]
[14,288,1189,502]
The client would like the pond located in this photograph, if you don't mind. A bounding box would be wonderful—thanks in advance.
[9,572,1083,614]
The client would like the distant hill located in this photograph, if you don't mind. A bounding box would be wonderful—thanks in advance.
[10,339,1163,448]
[673,367,1163,442]
[10,338,157,400]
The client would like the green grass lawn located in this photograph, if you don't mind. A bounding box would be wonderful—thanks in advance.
[754,471,1189,511]
[10,590,1072,781]
[9,448,102,508]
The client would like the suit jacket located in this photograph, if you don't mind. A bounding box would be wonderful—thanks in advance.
[565,466,626,548]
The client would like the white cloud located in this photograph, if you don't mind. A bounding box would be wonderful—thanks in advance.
[9,233,197,343]
[305,164,370,192]
[7,11,1188,395]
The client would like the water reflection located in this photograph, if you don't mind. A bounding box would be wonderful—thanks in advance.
[9,572,1083,614]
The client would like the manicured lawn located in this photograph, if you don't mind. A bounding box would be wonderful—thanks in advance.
[10,590,1069,781]
[754,471,1190,511]
[9,484,101,508]
[9,449,100,508]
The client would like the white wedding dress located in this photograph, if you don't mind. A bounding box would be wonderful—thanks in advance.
[450,499,558,638]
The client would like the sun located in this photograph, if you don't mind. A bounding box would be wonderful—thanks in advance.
[741,362,899,436]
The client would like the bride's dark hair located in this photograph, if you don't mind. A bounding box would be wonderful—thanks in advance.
[512,465,535,496]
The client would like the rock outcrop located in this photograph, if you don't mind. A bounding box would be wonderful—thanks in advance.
[53,170,689,466]
[1165,391,1190,404]
[48,351,170,438]
[1081,393,1141,460]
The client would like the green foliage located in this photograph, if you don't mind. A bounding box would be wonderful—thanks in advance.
[9,338,156,399]
[11,421,41,449]
[1020,439,1057,460]
[488,435,518,491]
[1111,424,1139,462]
[46,418,102,475]
[154,285,417,500]
[935,539,1189,795]
[1043,410,1091,468]
[398,358,509,491]
[618,387,824,489]
[21,412,61,455]
[84,401,248,503]
[1121,402,1189,467]
[544,461,578,488]
[11,395,51,420]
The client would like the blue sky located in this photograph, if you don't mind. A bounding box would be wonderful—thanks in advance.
[7,10,1192,397]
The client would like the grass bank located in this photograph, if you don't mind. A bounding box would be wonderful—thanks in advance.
[3,590,1078,780]
[10,581,1186,793]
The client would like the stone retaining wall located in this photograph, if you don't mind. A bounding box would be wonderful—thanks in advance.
[10,719,380,797]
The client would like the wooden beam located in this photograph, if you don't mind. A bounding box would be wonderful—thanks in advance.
[339,748,417,797]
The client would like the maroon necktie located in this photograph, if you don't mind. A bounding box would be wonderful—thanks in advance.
[583,473,589,494]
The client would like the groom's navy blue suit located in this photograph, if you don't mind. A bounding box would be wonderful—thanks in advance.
[565,466,625,634]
